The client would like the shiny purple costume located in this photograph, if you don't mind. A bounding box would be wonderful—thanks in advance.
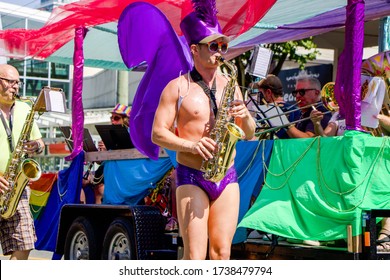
[176,163,238,201]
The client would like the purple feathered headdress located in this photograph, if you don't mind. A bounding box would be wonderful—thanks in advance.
[180,0,229,45]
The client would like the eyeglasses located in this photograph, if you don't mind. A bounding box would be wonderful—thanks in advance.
[291,88,318,97]
[0,77,24,88]
[200,41,228,54]
[110,115,123,121]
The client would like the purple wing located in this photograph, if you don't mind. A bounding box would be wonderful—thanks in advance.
[118,2,192,159]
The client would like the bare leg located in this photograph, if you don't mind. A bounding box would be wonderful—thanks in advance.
[377,217,390,251]
[208,183,239,260]
[10,250,30,260]
[176,184,209,260]
[80,189,86,204]
[378,217,390,239]
[94,183,104,204]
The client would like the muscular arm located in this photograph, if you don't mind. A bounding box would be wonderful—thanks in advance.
[231,85,256,140]
[152,80,195,153]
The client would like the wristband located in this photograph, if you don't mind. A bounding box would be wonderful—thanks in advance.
[36,141,44,154]
[284,124,295,131]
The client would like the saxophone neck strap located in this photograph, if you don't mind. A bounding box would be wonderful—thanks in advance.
[0,108,13,152]
[190,67,218,117]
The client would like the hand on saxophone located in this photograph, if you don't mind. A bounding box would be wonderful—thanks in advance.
[23,140,42,154]
[229,100,251,120]
[0,176,9,194]
[191,137,217,160]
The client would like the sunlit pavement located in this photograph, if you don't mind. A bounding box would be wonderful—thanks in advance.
[0,247,55,260]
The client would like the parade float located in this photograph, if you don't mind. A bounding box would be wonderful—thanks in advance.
[0,0,390,260]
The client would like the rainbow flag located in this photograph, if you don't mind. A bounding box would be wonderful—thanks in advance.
[29,173,57,220]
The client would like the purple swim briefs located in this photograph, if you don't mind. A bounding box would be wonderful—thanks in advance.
[175,163,238,201]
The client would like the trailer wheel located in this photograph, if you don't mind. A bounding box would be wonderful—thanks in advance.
[102,217,136,260]
[64,217,100,260]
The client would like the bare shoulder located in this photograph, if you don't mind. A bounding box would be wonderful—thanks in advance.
[163,73,189,93]
[160,73,189,103]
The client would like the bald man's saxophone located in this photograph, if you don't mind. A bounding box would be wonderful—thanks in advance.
[200,57,245,183]
[0,96,42,219]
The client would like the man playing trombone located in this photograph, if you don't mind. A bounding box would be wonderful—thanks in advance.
[286,75,331,138]
[250,75,300,139]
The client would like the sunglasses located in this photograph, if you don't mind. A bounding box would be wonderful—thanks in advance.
[110,115,123,121]
[291,88,318,97]
[200,41,228,54]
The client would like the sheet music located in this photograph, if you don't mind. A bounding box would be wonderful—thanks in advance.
[258,104,289,127]
[249,46,273,78]
[47,90,66,113]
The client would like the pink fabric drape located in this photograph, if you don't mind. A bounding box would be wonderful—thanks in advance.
[0,0,275,60]
[65,27,87,161]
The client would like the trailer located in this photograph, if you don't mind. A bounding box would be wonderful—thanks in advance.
[56,204,177,260]
[48,148,178,260]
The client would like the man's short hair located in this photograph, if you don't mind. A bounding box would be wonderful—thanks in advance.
[258,74,284,97]
[295,71,321,90]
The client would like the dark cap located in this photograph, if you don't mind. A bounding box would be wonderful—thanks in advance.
[257,75,283,96]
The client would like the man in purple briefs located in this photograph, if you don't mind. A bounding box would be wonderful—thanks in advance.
[152,3,255,260]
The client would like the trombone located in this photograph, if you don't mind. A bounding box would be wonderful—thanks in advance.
[254,105,332,137]
[253,83,338,137]
[254,101,323,124]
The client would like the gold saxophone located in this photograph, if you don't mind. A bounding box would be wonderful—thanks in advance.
[0,95,43,219]
[200,57,246,182]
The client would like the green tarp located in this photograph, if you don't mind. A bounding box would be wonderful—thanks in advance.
[238,131,390,241]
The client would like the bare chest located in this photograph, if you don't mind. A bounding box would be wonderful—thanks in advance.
[179,86,222,120]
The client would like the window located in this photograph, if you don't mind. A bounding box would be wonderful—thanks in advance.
[51,63,70,79]
[25,79,49,97]
[1,15,25,29]
[26,60,49,78]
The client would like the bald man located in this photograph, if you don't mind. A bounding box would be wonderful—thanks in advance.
[0,64,44,259]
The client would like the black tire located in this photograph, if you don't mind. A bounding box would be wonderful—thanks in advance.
[64,217,100,260]
[101,217,136,260]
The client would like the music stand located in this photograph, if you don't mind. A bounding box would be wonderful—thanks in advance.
[257,104,290,129]
[34,86,67,113]
[95,125,134,150]
[59,126,98,152]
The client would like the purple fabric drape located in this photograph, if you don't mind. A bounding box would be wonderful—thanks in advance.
[65,27,88,161]
[335,49,346,119]
[118,2,192,160]
[335,0,365,130]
